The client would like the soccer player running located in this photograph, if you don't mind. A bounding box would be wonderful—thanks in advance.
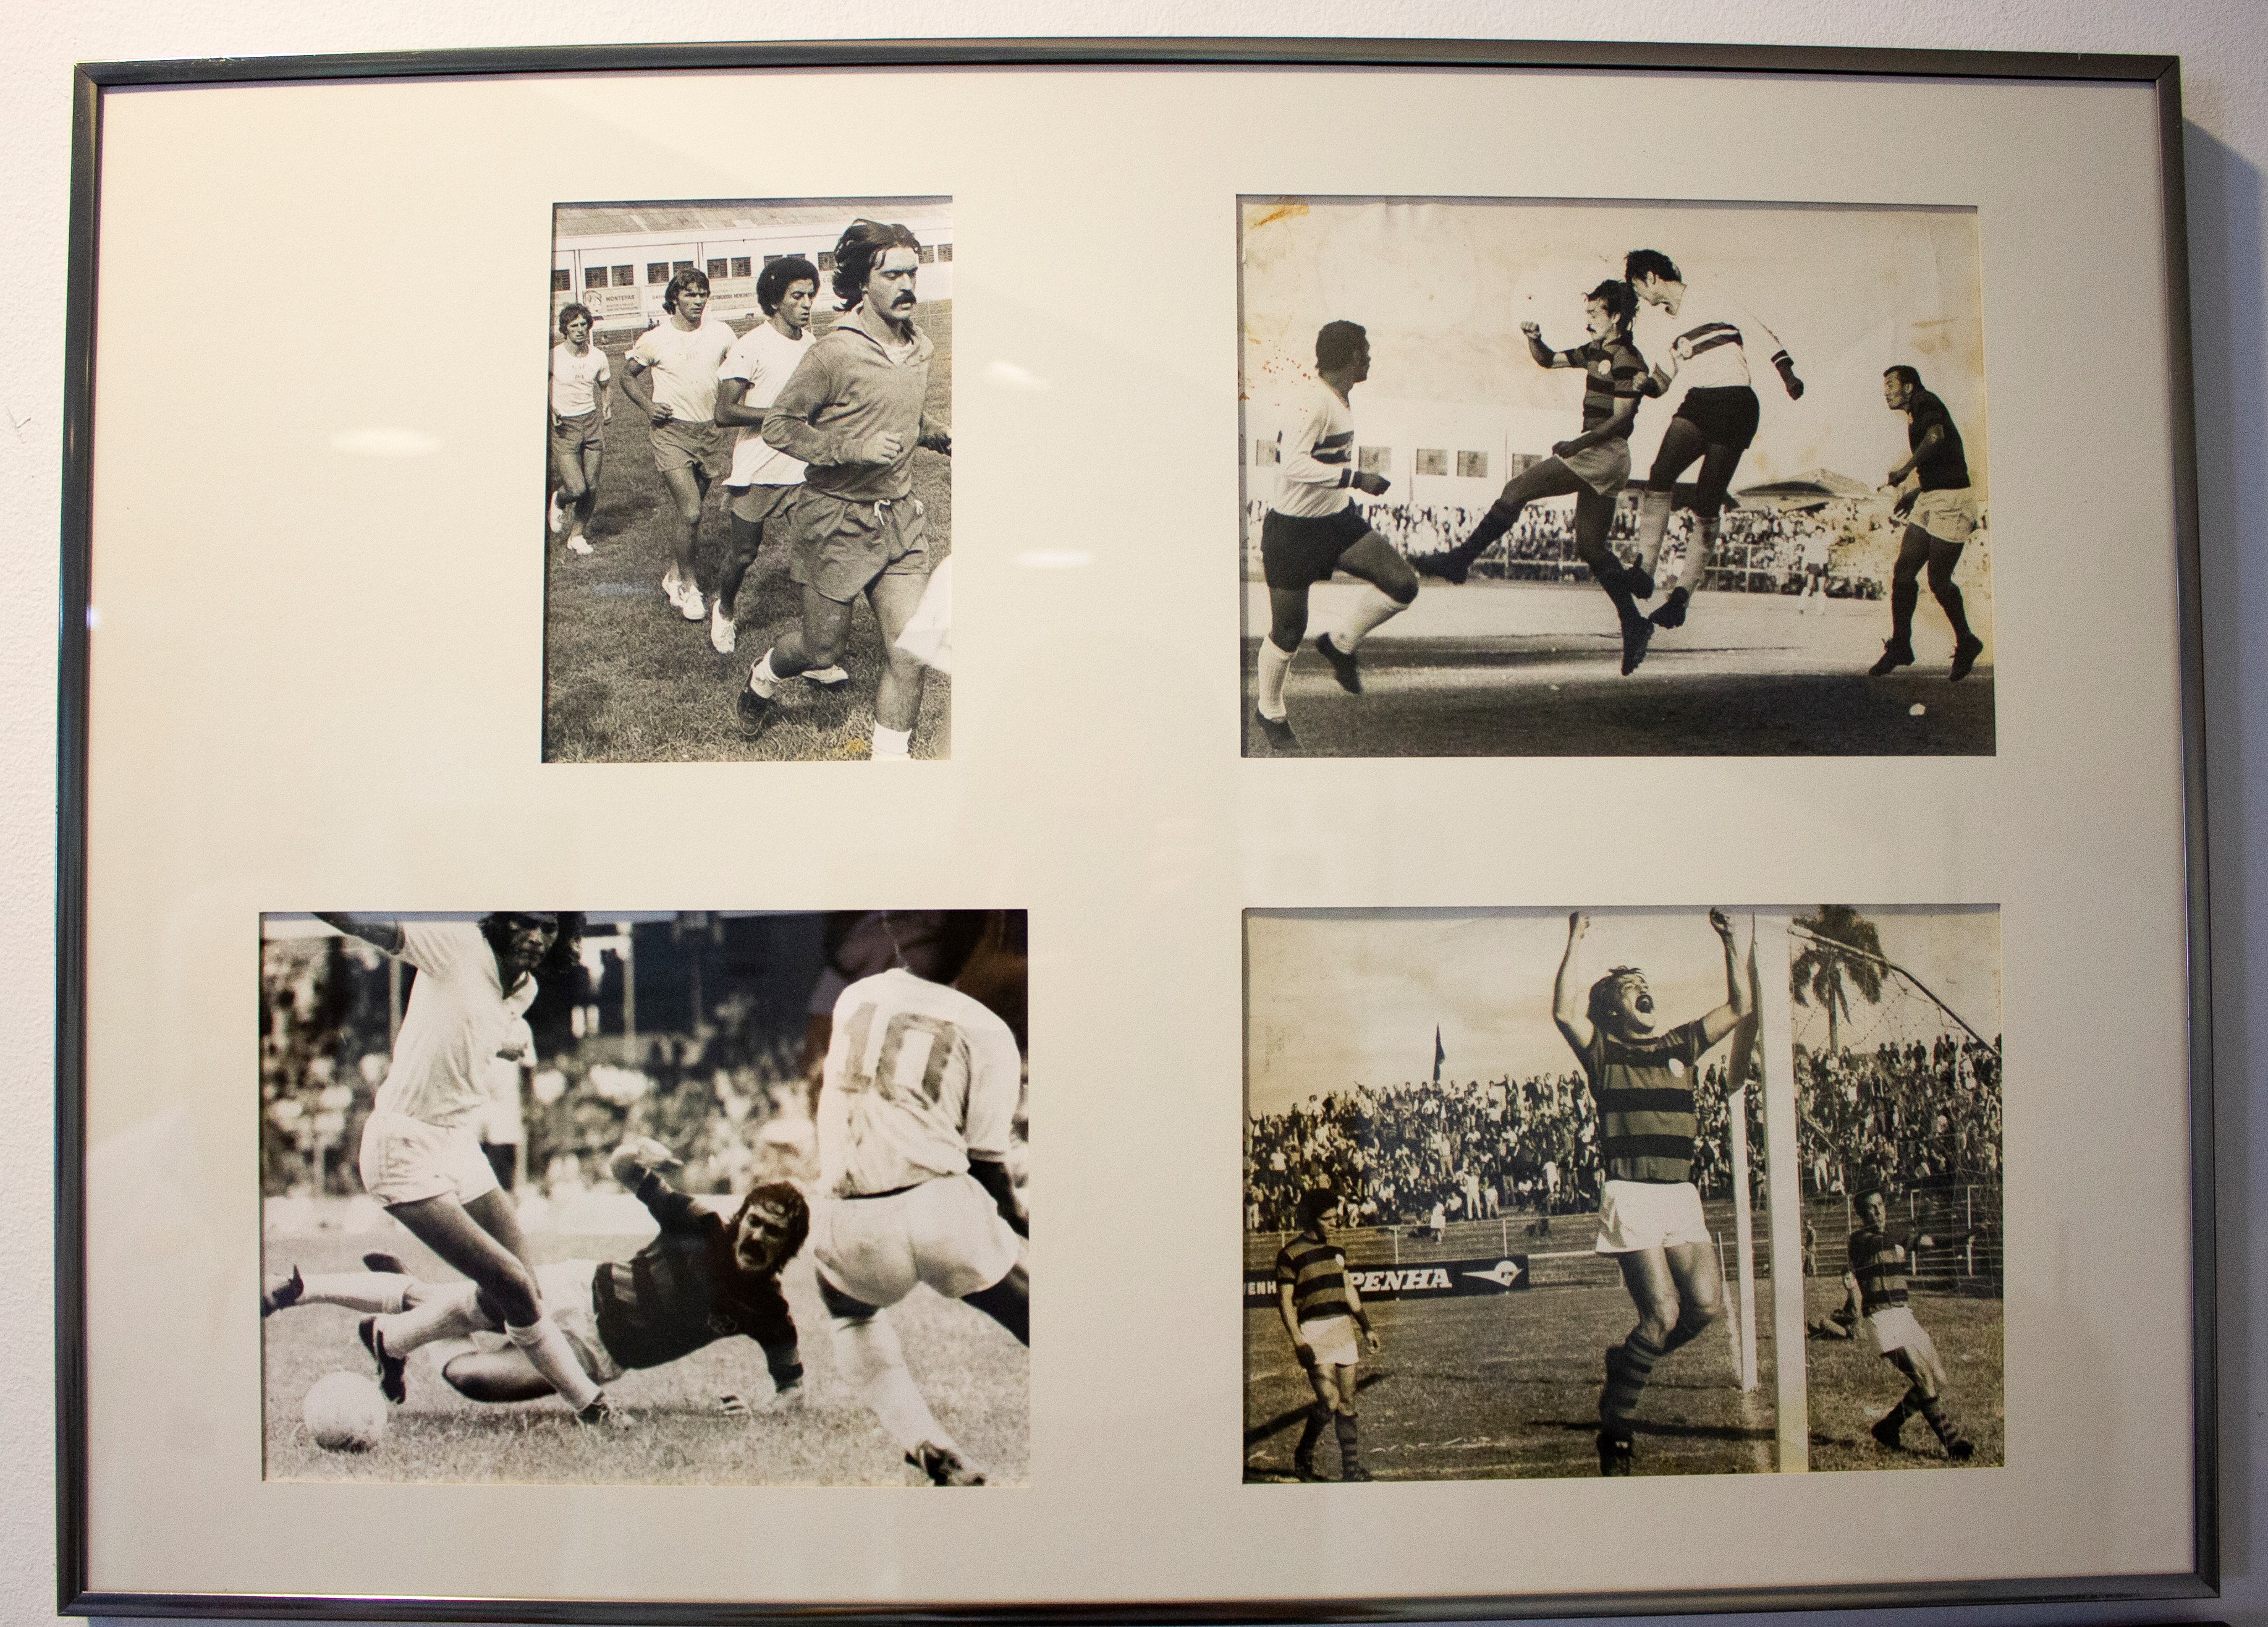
[1252,321,1420,753]
[708,255,838,690]
[548,304,611,556]
[620,268,738,622]
[1552,907,1750,1476]
[737,220,952,760]
[1275,1187,1381,1482]
[809,911,1028,1485]
[1871,366,1987,681]
[265,1137,811,1415]
[310,913,623,1424]
[1414,280,1661,675]
[1622,249,1805,633]
[1846,1176,1976,1460]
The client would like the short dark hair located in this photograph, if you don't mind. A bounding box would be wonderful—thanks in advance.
[1296,1188,1336,1229]
[1585,279,1637,333]
[1884,364,1923,393]
[757,256,820,316]
[1853,1173,1890,1205]
[661,268,710,315]
[1624,249,1680,286]
[478,912,586,980]
[830,219,922,305]
[734,1180,811,1265]
[1314,320,1368,373]
[557,302,593,334]
[1587,966,1644,1029]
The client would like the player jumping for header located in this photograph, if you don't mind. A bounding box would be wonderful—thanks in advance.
[1843,1174,1976,1460]
[1274,1187,1381,1482]
[1251,321,1420,754]
[1872,366,1986,681]
[1622,249,1805,634]
[1553,908,1750,1476]
[1414,279,1662,674]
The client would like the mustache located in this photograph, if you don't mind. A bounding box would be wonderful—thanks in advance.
[889,291,916,307]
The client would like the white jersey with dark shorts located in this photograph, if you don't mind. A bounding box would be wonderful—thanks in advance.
[1262,379,1373,589]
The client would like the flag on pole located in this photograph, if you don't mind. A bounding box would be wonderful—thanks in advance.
[1432,1026,1445,1085]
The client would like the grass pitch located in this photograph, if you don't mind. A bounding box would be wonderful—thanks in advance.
[263,1220,1026,1486]
[542,304,952,762]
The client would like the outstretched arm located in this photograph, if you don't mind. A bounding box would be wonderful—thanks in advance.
[1521,321,1563,369]
[1553,912,1594,1056]
[314,913,404,956]
[1695,909,1752,1048]
[607,1137,703,1231]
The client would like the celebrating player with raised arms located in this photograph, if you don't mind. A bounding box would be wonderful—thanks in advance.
[1552,908,1750,1476]
[1251,320,1421,752]
[1845,1176,1976,1460]
[1872,366,1986,681]
[1276,1188,1381,1482]
[1622,249,1805,634]
[809,909,1028,1485]
[266,1139,811,1415]
[1415,279,1662,674]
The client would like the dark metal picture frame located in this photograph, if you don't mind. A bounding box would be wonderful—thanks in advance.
[56,35,2215,1621]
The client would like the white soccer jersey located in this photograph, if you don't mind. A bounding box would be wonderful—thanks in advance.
[370,921,539,1131]
[818,967,1022,1199]
[1270,380,1358,520]
[717,323,811,487]
[1649,278,1790,392]
[627,314,737,423]
[1801,531,1833,567]
[549,342,610,417]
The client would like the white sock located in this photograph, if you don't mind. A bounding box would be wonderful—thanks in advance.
[871,724,911,759]
[376,1281,491,1356]
[1331,585,1407,653]
[1256,636,1295,721]
[748,648,780,699]
[832,1313,953,1456]
[1636,491,1675,574]
[1677,519,1718,595]
[506,1315,602,1409]
[297,1272,412,1315]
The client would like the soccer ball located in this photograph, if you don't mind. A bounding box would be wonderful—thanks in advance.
[303,1371,389,1452]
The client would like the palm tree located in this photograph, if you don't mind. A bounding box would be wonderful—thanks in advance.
[1790,906,1886,1055]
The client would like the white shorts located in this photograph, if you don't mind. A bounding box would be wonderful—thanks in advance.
[1865,1304,1940,1367]
[431,1259,622,1384]
[1593,1179,1711,1254]
[1908,486,1979,545]
[811,1172,1022,1311]
[358,1110,500,1209]
[1298,1314,1361,1370]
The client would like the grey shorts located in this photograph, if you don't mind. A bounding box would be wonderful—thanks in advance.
[729,483,802,525]
[650,417,729,481]
[786,489,932,603]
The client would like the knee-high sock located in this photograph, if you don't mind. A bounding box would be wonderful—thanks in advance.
[1455,494,1525,561]
[1580,551,1641,625]
[1334,1409,1363,1473]
[1918,1392,1965,1447]
[375,1281,492,1356]
[1929,569,1975,643]
[1331,585,1407,653]
[1884,1383,1925,1429]
[1635,491,1675,574]
[1673,518,1718,595]
[832,1313,955,1455]
[506,1315,602,1409]
[1600,1333,1664,1436]
[1256,636,1295,721]
[297,1272,412,1315]
[1659,1309,1712,1356]
[1890,575,1921,644]
[1296,1402,1330,1466]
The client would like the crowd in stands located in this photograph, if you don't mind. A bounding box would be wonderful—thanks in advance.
[1795,1033,2004,1197]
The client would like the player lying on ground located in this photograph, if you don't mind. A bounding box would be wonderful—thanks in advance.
[1414,279,1662,675]
[1251,320,1420,753]
[1871,366,1986,682]
[737,219,952,760]
[548,304,611,556]
[264,1138,810,1416]
[1553,907,1750,1476]
[1843,1178,1976,1459]
[1623,249,1804,634]
[313,912,620,1425]
[1275,1187,1381,1482]
[620,268,738,622]
[811,910,1029,1485]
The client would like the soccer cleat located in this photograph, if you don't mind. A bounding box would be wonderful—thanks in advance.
[1871,1412,1906,1450]
[907,1440,987,1485]
[1648,587,1691,630]
[1625,566,1656,600]
[1293,1455,1327,1484]
[679,583,706,621]
[1620,616,1652,677]
[565,534,595,556]
[803,665,849,687]
[1412,547,1473,586]
[1596,1430,1635,1477]
[1341,1464,1374,1482]
[735,685,776,742]
[1949,634,1985,682]
[1869,639,1916,678]
[261,1265,303,1318]
[359,1251,405,1275]
[1945,1436,1975,1462]
[708,601,737,655]
[1253,710,1300,754]
[575,1390,630,1427]
[547,492,564,536]
[357,1316,407,1405]
[1314,632,1363,695]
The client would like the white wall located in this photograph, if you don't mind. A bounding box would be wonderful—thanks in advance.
[2,4,2260,1625]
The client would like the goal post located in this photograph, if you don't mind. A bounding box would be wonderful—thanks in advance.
[1724,964,1761,1395]
[1752,913,1811,1472]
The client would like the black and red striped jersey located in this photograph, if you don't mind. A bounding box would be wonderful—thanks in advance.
[592,1171,799,1373]
[1578,1019,1709,1184]
[1276,1231,1355,1325]
[1848,1222,1915,1314]
[1556,336,1652,433]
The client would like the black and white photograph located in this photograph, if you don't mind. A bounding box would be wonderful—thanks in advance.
[261,910,1026,1485]
[1240,198,1994,756]
[543,198,954,762]
[1243,905,2002,1480]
